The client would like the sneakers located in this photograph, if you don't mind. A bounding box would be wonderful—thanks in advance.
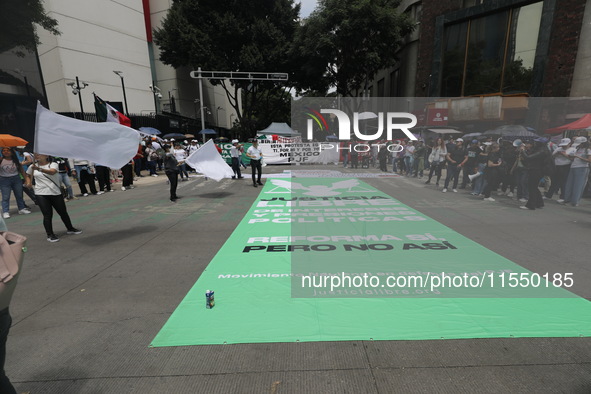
[96,191,105,195]
[83,193,89,197]
[152,174,158,177]
[18,208,31,215]
[483,197,495,202]
[557,199,565,204]
[452,189,458,193]
[519,206,532,210]
[2,212,9,219]
[519,198,527,202]
[507,192,514,198]
[66,228,82,235]
[47,234,60,242]
[442,188,448,193]
[121,186,126,191]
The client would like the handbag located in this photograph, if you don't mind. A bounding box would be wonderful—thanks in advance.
[0,232,26,310]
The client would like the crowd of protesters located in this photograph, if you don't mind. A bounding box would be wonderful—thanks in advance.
[357,135,591,210]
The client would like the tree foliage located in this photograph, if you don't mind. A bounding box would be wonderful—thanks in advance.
[153,0,300,138]
[0,0,60,55]
[291,0,414,97]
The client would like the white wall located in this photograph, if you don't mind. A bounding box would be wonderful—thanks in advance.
[37,0,154,114]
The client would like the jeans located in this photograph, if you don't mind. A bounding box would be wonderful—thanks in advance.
[58,172,74,199]
[0,175,26,213]
[473,163,487,195]
[178,163,189,179]
[0,308,16,394]
[147,160,157,175]
[404,156,414,175]
[443,163,461,189]
[37,194,75,235]
[564,167,590,206]
[516,167,529,200]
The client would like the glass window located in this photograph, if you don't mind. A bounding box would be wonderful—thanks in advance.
[463,11,509,96]
[502,2,543,93]
[441,22,468,97]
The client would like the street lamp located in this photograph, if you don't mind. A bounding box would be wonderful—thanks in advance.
[168,88,178,113]
[149,83,162,114]
[113,71,129,116]
[216,106,225,127]
[66,76,88,120]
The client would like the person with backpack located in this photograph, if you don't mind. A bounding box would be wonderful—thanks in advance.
[561,138,590,207]
[518,138,548,210]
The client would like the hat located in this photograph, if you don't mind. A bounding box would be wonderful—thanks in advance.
[573,136,587,147]
[191,139,197,142]
[558,138,571,147]
[232,139,239,144]
[471,139,478,144]
[170,138,175,142]
[512,139,523,147]
[456,138,464,142]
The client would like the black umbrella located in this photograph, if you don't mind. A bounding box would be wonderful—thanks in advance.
[162,133,186,139]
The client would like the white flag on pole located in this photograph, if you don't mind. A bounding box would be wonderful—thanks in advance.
[185,139,234,181]
[34,102,141,168]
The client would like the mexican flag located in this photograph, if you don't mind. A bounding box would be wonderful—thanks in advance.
[94,94,131,127]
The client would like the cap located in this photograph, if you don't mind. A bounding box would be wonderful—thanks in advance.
[558,138,571,147]
[456,138,464,142]
[483,141,492,146]
[232,139,239,144]
[512,139,523,147]
[572,136,588,147]
[170,138,175,141]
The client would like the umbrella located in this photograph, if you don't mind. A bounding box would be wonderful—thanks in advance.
[162,133,186,139]
[462,132,482,139]
[483,125,530,136]
[0,134,28,147]
[184,134,195,138]
[138,127,161,135]
[198,129,217,135]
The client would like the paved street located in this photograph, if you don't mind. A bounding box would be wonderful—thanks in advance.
[4,166,591,393]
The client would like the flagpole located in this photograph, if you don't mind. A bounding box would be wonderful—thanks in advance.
[198,67,205,143]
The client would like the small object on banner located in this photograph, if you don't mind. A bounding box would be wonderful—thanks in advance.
[206,290,215,309]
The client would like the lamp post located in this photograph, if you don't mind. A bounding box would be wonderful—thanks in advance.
[149,82,161,114]
[216,106,224,128]
[66,76,88,120]
[168,88,178,113]
[113,71,129,116]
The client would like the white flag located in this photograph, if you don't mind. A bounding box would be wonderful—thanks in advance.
[34,102,140,168]
[185,139,234,182]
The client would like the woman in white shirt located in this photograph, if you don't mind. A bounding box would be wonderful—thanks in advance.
[0,147,30,218]
[25,154,81,242]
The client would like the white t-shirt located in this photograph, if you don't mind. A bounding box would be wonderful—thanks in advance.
[247,146,262,160]
[571,148,590,168]
[27,163,61,195]
[0,158,19,177]
[174,148,187,161]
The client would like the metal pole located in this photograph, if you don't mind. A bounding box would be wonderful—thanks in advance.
[152,80,158,114]
[76,76,85,120]
[121,76,129,116]
[198,67,205,143]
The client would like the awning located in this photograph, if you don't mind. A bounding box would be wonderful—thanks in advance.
[546,114,591,135]
[428,128,462,134]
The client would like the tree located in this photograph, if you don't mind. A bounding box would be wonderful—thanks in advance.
[153,0,300,138]
[0,0,60,56]
[291,0,414,97]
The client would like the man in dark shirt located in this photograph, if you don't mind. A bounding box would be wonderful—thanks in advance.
[443,138,468,193]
